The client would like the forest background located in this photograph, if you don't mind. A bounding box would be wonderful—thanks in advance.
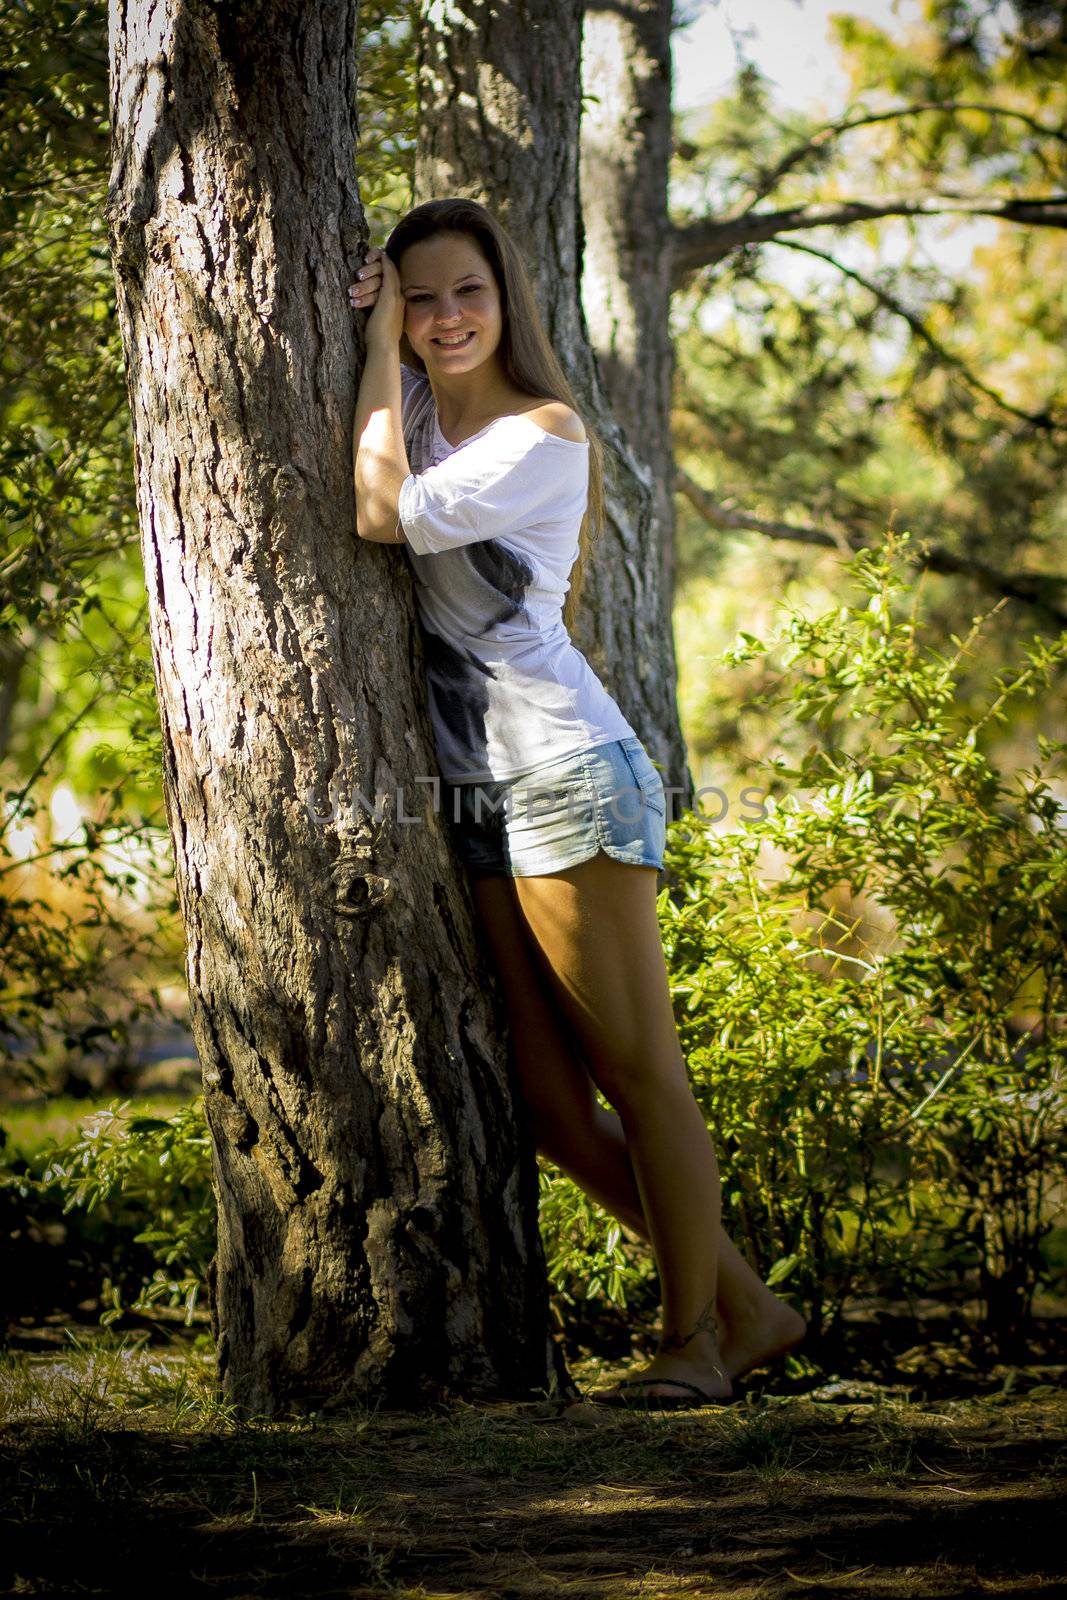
[1,0,1065,1382]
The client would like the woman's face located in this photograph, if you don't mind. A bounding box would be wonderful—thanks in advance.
[399,232,504,377]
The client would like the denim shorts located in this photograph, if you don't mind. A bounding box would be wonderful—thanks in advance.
[442,736,667,877]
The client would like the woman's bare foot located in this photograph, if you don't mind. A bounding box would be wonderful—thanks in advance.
[590,1327,733,1404]
[718,1297,807,1381]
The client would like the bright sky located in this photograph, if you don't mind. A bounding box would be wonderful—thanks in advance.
[672,0,922,113]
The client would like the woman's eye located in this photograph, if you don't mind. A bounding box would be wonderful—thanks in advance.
[407,286,480,302]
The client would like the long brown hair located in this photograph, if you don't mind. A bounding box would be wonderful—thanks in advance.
[385,198,604,633]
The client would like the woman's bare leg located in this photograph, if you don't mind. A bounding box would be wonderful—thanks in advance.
[469,869,804,1381]
[547,1101,805,1379]
[511,852,728,1398]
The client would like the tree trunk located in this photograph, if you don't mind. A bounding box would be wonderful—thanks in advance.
[104,0,560,1417]
[580,0,681,725]
[415,0,694,804]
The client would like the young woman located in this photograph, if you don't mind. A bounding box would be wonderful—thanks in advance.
[349,198,804,1409]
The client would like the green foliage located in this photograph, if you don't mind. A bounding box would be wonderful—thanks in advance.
[1,0,181,1085]
[538,531,1067,1353]
[538,1165,657,1316]
[356,1,417,232]
[672,1,1067,689]
[663,531,1066,1344]
[3,1098,215,1325]
[0,0,417,1089]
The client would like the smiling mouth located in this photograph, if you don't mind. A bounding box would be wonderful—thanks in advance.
[433,332,475,348]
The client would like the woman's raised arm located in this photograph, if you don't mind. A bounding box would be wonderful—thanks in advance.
[351,248,411,544]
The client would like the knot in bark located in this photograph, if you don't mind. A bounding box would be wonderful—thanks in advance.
[271,462,306,509]
[329,851,393,919]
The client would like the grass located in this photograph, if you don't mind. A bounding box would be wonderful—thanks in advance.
[4,1090,1065,1594]
[0,1331,231,1432]
[2,1329,1065,1599]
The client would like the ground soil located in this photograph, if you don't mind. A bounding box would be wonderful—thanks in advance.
[2,1323,1064,1600]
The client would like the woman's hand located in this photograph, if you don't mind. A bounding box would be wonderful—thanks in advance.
[348,246,404,348]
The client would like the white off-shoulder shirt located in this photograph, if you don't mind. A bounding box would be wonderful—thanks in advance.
[398,362,636,783]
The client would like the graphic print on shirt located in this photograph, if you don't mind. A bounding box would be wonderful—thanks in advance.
[400,365,529,769]
[467,539,534,634]
[397,361,636,782]
[421,628,495,765]
[414,529,532,753]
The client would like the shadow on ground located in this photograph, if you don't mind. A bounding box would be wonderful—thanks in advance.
[2,1370,1064,1598]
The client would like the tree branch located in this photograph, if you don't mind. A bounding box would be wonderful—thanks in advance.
[737,100,1067,212]
[770,237,1067,433]
[671,193,1067,284]
[675,468,1067,631]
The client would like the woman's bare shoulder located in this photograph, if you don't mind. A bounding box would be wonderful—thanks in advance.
[518,400,588,443]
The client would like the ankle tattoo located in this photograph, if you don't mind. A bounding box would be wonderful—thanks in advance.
[657,1295,720,1355]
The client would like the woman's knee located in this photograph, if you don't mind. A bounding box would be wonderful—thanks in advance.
[586,1041,690,1121]
[510,1030,599,1138]
[529,1088,613,1168]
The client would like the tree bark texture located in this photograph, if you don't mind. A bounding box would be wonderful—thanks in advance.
[580,0,678,658]
[104,0,559,1416]
[414,0,694,803]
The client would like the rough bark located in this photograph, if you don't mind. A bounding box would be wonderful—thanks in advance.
[414,0,694,803]
[579,0,680,724]
[104,0,561,1416]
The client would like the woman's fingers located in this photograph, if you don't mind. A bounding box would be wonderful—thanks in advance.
[347,248,403,339]
[349,255,384,308]
[348,285,375,308]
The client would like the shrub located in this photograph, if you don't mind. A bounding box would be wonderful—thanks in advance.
[657,531,1067,1350]
[2,1098,214,1326]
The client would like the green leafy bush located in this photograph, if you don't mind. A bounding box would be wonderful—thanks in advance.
[657,532,1067,1349]
[537,1164,661,1357]
[3,1099,214,1325]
